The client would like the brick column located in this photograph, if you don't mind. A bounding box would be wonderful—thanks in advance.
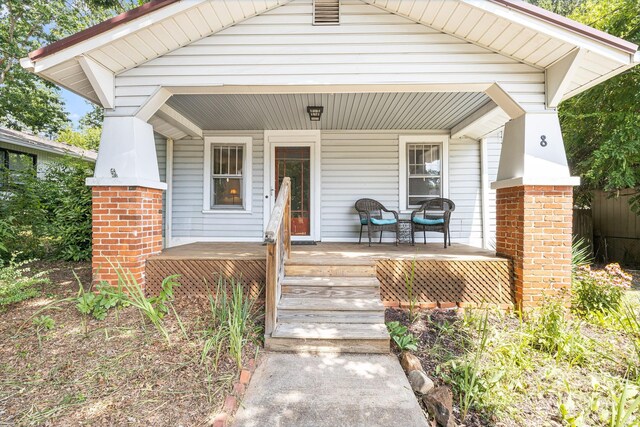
[92,186,163,287]
[496,185,573,309]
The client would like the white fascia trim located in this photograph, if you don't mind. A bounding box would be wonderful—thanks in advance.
[86,177,168,190]
[203,136,253,213]
[25,1,208,74]
[490,176,580,189]
[462,0,633,65]
[399,134,449,212]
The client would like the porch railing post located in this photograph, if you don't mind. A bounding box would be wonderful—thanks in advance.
[264,177,291,336]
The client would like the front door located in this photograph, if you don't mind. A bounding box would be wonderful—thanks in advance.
[274,146,311,237]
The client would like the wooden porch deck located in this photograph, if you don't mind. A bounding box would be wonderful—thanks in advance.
[146,242,514,307]
[152,242,502,262]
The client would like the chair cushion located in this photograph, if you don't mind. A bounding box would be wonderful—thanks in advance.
[370,218,397,226]
[412,217,445,225]
[360,218,368,225]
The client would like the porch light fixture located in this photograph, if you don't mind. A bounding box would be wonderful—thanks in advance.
[307,106,324,121]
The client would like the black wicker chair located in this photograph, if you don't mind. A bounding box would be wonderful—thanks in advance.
[355,198,399,246]
[410,198,455,248]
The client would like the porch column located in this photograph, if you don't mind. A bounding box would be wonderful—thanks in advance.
[86,116,166,287]
[491,112,579,309]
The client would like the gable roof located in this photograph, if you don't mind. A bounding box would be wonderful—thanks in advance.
[0,127,97,161]
[21,0,639,107]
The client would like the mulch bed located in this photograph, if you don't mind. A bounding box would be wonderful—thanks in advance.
[0,261,256,426]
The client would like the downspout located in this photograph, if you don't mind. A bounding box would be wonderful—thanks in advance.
[165,138,174,248]
[480,137,490,249]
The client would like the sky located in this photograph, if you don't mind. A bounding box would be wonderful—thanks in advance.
[61,87,93,128]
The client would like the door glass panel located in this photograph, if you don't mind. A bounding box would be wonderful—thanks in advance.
[275,147,311,236]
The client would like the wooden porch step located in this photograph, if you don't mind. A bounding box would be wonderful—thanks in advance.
[285,264,376,277]
[266,323,389,354]
[265,336,389,354]
[282,286,379,299]
[287,257,374,266]
[271,322,389,340]
[277,309,385,324]
[278,296,384,311]
[281,276,379,288]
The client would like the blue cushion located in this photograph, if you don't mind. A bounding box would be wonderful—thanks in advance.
[360,218,368,225]
[412,217,445,225]
[370,218,397,226]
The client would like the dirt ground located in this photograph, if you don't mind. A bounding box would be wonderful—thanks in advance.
[0,261,255,427]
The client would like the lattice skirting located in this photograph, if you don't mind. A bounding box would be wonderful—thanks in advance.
[376,259,514,307]
[145,258,513,307]
[145,259,266,301]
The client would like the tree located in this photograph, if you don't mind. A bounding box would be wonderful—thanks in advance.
[559,0,640,211]
[0,1,145,136]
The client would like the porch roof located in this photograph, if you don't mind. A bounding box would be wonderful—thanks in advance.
[165,91,491,132]
[21,0,639,111]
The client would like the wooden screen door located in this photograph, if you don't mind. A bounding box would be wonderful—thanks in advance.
[274,146,311,236]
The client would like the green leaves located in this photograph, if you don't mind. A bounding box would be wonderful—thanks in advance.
[386,321,419,351]
[0,158,93,262]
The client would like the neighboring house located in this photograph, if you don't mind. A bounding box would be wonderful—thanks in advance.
[21,0,639,319]
[0,127,96,187]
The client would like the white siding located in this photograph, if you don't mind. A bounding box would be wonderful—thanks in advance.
[111,0,545,117]
[321,132,399,241]
[319,131,483,245]
[170,131,264,243]
[485,134,503,249]
[449,139,483,246]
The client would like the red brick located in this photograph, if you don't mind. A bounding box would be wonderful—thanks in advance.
[223,396,237,413]
[496,185,572,310]
[91,186,163,289]
[239,369,251,385]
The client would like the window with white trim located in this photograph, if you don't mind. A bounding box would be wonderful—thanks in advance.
[203,137,252,213]
[211,144,244,208]
[407,143,442,207]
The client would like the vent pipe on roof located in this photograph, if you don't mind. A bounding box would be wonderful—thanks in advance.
[313,0,340,25]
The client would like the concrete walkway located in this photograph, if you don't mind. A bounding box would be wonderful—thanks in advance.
[233,353,428,427]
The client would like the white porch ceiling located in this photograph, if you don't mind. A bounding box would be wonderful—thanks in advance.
[165,92,490,131]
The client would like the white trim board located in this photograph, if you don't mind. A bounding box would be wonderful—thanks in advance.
[203,136,253,214]
[263,130,322,242]
[398,134,449,212]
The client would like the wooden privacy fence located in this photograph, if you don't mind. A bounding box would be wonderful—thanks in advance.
[264,177,291,335]
[591,189,640,266]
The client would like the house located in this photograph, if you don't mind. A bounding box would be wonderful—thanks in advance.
[22,0,639,351]
[0,127,96,187]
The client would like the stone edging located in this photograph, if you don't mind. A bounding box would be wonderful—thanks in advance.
[209,357,257,427]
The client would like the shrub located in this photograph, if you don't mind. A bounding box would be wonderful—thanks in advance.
[0,158,93,261]
[572,264,632,315]
[527,299,588,365]
[0,256,49,310]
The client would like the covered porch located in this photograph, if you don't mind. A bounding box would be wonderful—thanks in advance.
[146,242,513,308]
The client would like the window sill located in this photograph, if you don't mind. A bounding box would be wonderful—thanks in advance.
[202,209,253,215]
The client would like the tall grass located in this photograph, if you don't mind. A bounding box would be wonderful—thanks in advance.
[201,276,261,370]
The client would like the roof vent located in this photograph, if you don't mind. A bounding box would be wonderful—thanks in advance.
[313,0,340,25]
